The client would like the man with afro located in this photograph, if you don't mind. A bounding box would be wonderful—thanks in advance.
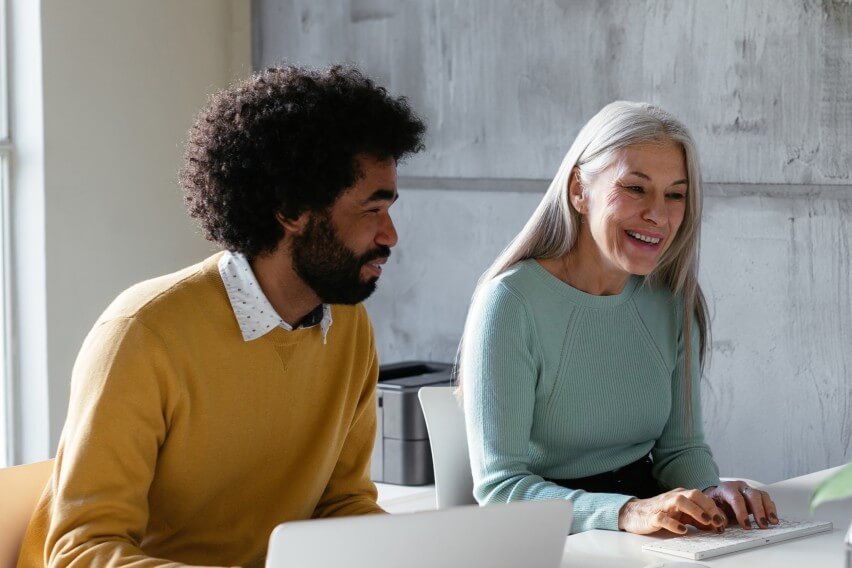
[19,65,426,567]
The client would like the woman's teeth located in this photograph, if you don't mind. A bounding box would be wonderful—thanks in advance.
[626,230,661,244]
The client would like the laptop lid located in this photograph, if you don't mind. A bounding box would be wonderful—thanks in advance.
[266,500,573,568]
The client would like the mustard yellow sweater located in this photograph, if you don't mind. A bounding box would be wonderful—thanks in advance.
[19,254,383,568]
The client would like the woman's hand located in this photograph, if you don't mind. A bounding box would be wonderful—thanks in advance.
[703,481,779,529]
[618,488,728,535]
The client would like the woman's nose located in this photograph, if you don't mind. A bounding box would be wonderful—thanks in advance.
[641,195,667,226]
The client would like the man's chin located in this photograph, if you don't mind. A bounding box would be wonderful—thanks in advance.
[355,269,380,289]
[319,280,378,305]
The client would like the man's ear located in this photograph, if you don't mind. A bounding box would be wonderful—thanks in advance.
[568,168,588,214]
[276,210,309,236]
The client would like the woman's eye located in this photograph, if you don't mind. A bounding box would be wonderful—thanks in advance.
[667,193,686,200]
[626,186,644,194]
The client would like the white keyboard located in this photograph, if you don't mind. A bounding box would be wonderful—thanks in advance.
[642,519,834,560]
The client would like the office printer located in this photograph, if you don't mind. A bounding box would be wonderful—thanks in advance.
[371,361,453,486]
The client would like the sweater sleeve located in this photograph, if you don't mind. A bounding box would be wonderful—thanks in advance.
[312,314,383,518]
[43,317,226,568]
[651,311,721,491]
[462,281,633,533]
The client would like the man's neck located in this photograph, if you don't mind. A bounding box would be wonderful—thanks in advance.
[250,248,322,328]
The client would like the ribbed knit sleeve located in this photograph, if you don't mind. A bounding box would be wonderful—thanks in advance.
[462,281,633,533]
[651,314,721,491]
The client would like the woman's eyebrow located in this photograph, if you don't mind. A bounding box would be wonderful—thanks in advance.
[623,171,688,186]
[625,170,652,180]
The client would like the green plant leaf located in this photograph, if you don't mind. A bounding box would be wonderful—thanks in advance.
[811,463,852,512]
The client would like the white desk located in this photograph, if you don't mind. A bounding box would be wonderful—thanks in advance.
[377,467,852,567]
[375,482,436,514]
[562,466,851,567]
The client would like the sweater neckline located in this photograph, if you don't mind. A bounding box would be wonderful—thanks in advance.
[524,259,640,308]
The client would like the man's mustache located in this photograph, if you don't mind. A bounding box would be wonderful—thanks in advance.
[360,246,391,264]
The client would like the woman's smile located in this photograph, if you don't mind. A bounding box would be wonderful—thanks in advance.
[624,229,663,246]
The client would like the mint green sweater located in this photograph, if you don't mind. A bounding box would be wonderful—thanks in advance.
[462,259,720,533]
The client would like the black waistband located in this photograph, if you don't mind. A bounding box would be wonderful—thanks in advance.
[544,455,662,499]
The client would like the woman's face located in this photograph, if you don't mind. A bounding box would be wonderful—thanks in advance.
[572,140,688,278]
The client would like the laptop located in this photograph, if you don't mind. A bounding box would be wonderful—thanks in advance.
[266,500,573,568]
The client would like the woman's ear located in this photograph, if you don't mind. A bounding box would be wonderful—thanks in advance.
[276,210,309,236]
[568,168,588,214]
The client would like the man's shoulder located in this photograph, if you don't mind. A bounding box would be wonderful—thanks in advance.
[318,304,374,362]
[327,303,372,334]
[101,253,225,325]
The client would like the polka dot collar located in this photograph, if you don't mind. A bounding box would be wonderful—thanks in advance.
[218,251,332,343]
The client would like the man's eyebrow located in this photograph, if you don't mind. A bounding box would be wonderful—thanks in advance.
[624,171,688,186]
[361,188,399,204]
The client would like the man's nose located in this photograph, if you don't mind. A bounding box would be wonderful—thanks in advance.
[376,213,398,248]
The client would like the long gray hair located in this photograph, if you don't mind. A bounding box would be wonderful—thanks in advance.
[458,101,709,414]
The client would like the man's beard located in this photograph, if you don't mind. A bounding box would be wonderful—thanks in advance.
[290,212,390,305]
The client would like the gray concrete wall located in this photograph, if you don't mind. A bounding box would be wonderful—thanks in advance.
[254,0,852,483]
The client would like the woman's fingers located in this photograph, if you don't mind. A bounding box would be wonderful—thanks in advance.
[655,511,688,535]
[707,481,780,529]
[619,485,765,536]
[760,490,779,524]
[742,487,768,528]
[689,489,728,528]
[669,490,719,528]
[723,487,753,529]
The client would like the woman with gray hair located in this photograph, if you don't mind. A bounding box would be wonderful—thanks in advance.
[460,101,778,535]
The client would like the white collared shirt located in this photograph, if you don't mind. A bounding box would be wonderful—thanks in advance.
[218,251,332,343]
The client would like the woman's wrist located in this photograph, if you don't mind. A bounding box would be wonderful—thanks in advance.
[617,498,638,530]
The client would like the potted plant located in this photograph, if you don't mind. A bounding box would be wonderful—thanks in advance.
[811,463,852,567]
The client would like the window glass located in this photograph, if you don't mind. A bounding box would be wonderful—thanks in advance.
[0,0,10,467]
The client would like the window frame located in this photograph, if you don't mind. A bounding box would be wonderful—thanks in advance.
[0,0,12,467]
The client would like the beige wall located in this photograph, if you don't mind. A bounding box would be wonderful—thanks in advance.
[11,0,251,462]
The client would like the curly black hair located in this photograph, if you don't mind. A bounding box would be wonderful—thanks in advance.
[181,65,426,258]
